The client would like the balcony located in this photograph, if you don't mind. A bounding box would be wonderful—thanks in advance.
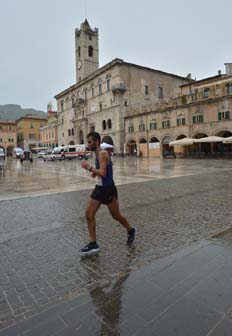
[73,98,86,107]
[112,83,126,93]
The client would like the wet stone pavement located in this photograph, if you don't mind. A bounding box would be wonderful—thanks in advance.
[0,158,232,335]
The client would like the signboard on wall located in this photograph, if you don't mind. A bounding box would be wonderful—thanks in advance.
[149,142,160,149]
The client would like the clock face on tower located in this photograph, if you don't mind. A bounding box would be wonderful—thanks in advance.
[78,60,82,70]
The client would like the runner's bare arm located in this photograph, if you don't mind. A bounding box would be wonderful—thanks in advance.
[81,150,108,177]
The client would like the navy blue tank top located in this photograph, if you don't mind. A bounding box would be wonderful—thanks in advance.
[95,152,114,187]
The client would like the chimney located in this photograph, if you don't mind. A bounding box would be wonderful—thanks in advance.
[225,63,232,76]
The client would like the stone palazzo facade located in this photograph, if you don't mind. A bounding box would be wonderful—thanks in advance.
[0,121,17,155]
[55,19,232,157]
[125,66,232,157]
[55,20,191,152]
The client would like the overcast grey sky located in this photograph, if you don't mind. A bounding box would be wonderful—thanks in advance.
[0,0,231,111]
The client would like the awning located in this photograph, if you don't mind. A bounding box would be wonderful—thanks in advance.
[193,136,224,143]
[223,136,232,144]
[169,138,194,146]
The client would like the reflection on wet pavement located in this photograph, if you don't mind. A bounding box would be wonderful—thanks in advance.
[0,157,232,334]
[0,156,232,200]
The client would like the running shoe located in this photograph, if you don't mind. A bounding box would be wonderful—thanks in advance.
[79,242,99,256]
[127,227,136,245]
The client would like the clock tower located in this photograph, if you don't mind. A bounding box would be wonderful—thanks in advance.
[75,19,99,82]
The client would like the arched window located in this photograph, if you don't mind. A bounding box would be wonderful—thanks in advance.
[88,46,93,57]
[68,129,71,136]
[107,119,112,129]
[102,120,106,130]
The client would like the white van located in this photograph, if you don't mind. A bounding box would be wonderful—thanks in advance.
[63,144,91,160]
[0,148,5,160]
[12,147,23,158]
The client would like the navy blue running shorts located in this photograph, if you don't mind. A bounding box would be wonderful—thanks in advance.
[90,185,118,205]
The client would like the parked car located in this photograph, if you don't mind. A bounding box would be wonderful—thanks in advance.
[42,149,54,161]
[12,147,24,158]
[20,150,33,163]
[51,147,65,161]
[0,148,5,160]
[37,151,46,158]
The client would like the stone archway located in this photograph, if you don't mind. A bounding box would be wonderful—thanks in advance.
[149,137,160,157]
[102,136,114,145]
[162,136,172,157]
[69,141,75,145]
[215,130,232,138]
[192,132,208,139]
[176,134,188,140]
[127,139,137,156]
[215,130,232,154]
[192,132,209,153]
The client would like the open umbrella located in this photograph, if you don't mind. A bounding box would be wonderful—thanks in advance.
[223,136,232,144]
[169,138,194,146]
[193,136,223,143]
[100,142,114,149]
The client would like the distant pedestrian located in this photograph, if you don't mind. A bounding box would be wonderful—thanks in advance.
[80,132,136,255]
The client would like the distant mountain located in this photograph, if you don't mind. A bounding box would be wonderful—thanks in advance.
[0,104,47,121]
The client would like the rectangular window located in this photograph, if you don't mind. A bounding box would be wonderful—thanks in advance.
[226,83,232,95]
[162,120,171,128]
[218,111,230,120]
[61,101,64,112]
[99,84,102,95]
[158,86,163,99]
[92,87,94,98]
[124,101,128,106]
[107,79,110,91]
[84,91,87,100]
[29,133,35,139]
[150,122,157,130]
[203,88,210,99]
[145,85,149,95]
[139,124,145,131]
[30,122,33,128]
[177,118,186,126]
[99,103,103,111]
[193,115,203,123]
[72,97,75,107]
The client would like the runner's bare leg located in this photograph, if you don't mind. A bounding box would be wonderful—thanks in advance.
[86,198,101,242]
[107,197,132,231]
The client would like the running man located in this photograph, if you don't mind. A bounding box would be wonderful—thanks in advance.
[80,132,136,255]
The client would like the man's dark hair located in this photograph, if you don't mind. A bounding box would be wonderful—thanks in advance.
[87,132,101,143]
